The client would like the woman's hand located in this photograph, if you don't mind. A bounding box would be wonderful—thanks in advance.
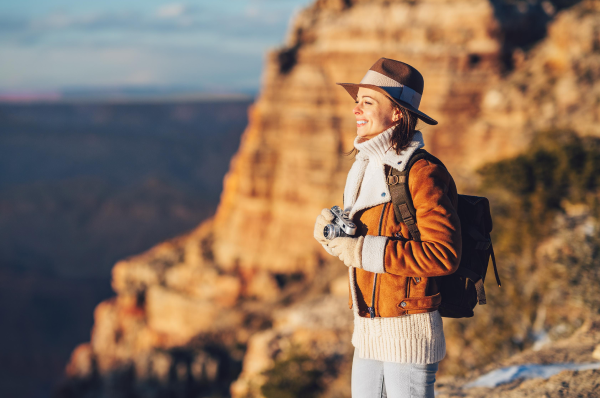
[329,236,364,268]
[314,208,336,256]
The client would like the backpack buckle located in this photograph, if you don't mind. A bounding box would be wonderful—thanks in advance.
[386,175,406,185]
[476,239,491,251]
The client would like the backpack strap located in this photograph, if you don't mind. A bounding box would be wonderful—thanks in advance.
[456,267,487,305]
[387,149,443,242]
[490,241,502,287]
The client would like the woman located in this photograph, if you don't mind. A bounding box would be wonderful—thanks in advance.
[313,58,462,398]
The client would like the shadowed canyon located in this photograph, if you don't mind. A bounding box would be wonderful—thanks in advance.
[0,100,252,398]
[53,0,600,397]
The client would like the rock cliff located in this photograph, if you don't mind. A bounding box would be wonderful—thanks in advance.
[465,0,600,170]
[211,0,503,275]
[59,1,600,397]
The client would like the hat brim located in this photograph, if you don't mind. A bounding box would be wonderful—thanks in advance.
[337,83,438,126]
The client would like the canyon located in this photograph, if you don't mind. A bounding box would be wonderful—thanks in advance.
[0,100,251,398]
[59,0,600,397]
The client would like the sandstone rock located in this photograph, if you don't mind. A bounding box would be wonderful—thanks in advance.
[164,263,242,306]
[89,297,149,372]
[466,0,600,170]
[212,0,503,276]
[138,350,173,382]
[65,343,94,378]
[230,330,279,398]
[231,295,353,398]
[593,344,600,360]
[145,286,218,342]
[111,258,161,297]
[243,269,281,301]
[329,274,350,297]
[436,317,600,397]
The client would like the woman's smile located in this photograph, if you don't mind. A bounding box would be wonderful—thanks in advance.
[353,87,400,140]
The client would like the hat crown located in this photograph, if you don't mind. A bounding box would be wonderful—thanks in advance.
[371,58,424,95]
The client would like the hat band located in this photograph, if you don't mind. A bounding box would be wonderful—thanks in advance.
[360,70,422,109]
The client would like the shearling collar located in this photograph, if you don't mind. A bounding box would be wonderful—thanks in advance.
[343,130,424,219]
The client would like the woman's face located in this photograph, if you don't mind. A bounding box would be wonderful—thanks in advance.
[353,87,401,140]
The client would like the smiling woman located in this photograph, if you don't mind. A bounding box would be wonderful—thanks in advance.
[313,58,461,398]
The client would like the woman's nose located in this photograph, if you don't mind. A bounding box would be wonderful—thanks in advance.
[353,103,362,115]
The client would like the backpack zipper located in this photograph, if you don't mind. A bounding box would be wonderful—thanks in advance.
[368,202,388,319]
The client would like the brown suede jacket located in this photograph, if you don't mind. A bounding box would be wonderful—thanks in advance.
[349,158,462,317]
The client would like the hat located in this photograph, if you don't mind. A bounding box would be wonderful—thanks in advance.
[337,58,438,125]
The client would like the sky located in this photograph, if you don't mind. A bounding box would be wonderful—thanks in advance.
[0,0,313,96]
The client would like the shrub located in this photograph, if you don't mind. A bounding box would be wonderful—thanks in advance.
[477,129,600,254]
[261,350,324,398]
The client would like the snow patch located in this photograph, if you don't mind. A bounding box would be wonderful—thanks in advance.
[464,362,600,388]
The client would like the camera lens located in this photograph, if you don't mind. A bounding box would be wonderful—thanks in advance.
[324,225,332,239]
[324,224,341,240]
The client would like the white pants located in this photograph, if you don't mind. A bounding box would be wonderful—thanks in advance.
[351,349,439,398]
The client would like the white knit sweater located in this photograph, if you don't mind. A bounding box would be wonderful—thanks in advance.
[347,126,446,364]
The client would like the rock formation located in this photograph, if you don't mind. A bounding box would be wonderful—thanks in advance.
[59,1,600,397]
[464,0,600,170]
[212,0,504,275]
[435,316,600,398]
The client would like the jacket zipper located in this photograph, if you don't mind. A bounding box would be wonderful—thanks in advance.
[368,202,388,319]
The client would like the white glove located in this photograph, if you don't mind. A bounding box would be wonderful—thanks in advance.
[314,208,335,256]
[329,236,364,268]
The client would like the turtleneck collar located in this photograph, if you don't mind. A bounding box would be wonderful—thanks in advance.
[354,128,425,171]
[354,125,395,162]
[343,128,425,216]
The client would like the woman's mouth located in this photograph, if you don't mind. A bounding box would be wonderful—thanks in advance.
[357,120,367,127]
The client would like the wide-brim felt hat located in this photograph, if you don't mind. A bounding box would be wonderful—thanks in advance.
[337,58,438,125]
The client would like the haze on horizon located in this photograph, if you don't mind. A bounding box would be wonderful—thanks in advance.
[0,0,312,97]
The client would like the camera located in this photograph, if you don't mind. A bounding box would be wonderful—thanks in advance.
[324,206,357,240]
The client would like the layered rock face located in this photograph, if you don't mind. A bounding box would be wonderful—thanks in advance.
[464,0,600,170]
[61,1,600,397]
[212,0,503,275]
[63,221,248,392]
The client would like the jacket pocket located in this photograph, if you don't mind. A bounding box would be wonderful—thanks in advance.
[396,293,442,315]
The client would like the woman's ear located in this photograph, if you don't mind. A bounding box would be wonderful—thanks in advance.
[392,107,402,122]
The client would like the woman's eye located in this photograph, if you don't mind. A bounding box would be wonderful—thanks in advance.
[365,101,372,105]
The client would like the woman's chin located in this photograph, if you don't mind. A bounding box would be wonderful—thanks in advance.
[357,130,381,140]
[356,129,370,137]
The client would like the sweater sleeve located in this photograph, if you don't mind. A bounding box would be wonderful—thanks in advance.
[382,160,462,277]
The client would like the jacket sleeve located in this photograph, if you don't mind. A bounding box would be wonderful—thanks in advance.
[362,159,462,277]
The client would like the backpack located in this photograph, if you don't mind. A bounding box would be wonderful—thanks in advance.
[386,149,501,318]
